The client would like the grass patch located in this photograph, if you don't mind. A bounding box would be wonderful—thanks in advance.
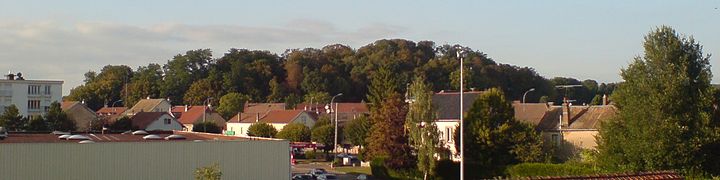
[336,166,372,175]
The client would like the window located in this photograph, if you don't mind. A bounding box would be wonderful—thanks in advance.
[28,100,40,110]
[551,134,560,146]
[446,127,452,142]
[164,118,171,124]
[44,85,51,95]
[28,85,40,95]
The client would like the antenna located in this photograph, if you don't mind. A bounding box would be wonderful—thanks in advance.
[554,85,583,103]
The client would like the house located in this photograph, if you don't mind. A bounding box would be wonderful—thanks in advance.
[227,110,317,137]
[430,90,483,160]
[130,112,182,131]
[96,106,128,125]
[122,98,172,116]
[0,72,63,117]
[171,105,226,131]
[295,102,369,126]
[60,101,99,131]
[513,96,616,159]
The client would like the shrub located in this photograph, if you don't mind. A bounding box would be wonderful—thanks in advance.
[192,121,222,134]
[506,163,599,178]
[247,122,277,138]
[305,151,316,160]
[434,159,459,180]
[370,157,420,180]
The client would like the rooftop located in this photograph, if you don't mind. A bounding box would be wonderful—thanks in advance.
[0,131,253,144]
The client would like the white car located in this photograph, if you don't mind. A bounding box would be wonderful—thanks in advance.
[317,174,338,180]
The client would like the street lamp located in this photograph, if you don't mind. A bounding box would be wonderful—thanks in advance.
[456,49,465,180]
[111,100,123,114]
[523,88,536,103]
[203,98,214,132]
[330,93,343,167]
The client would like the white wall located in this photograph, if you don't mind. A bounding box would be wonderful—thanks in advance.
[227,123,252,136]
[0,80,62,117]
[435,120,460,161]
[145,114,183,131]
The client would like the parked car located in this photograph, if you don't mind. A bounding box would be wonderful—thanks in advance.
[356,174,368,180]
[317,174,338,180]
[292,173,313,180]
[0,127,7,140]
[309,168,327,178]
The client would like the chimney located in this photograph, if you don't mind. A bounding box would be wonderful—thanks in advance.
[562,97,571,127]
[5,73,14,80]
[184,105,189,112]
[602,94,608,105]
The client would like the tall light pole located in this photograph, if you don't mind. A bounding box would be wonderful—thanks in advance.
[330,93,343,164]
[203,97,213,132]
[111,100,123,114]
[456,50,465,180]
[522,88,536,103]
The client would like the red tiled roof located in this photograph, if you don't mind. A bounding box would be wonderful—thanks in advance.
[243,103,286,113]
[61,101,78,111]
[513,103,617,130]
[234,110,315,124]
[97,107,127,115]
[170,106,226,125]
[0,131,252,144]
[131,112,172,129]
[296,103,369,114]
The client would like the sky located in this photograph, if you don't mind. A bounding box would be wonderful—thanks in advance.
[0,1,718,96]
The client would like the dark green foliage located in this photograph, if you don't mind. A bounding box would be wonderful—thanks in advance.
[433,159,460,180]
[311,124,335,154]
[344,115,370,148]
[0,105,24,131]
[67,65,133,110]
[406,75,441,179]
[110,116,133,131]
[277,123,311,142]
[454,88,544,178]
[192,121,222,134]
[597,26,720,176]
[45,102,76,131]
[216,93,250,119]
[247,122,277,138]
[194,163,222,180]
[505,163,600,178]
[26,115,48,131]
[370,157,422,180]
[125,63,163,107]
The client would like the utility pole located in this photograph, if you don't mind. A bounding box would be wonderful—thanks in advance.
[457,50,465,180]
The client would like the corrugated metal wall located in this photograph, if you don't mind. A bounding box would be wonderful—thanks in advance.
[0,140,290,180]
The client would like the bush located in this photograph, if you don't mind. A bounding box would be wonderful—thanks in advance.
[370,157,420,180]
[505,163,599,178]
[434,159,459,180]
[247,122,277,138]
[192,121,222,134]
[305,151,316,160]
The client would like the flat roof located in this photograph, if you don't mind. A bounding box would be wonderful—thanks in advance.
[0,79,63,84]
[0,131,257,144]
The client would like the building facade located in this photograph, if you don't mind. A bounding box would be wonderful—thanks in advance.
[0,73,63,117]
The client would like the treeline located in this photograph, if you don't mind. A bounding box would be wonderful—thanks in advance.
[66,39,616,110]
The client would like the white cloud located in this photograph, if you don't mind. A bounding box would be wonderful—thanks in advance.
[0,20,405,95]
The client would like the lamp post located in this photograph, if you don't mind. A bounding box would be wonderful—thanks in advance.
[111,100,123,114]
[456,50,465,180]
[330,93,343,166]
[203,98,213,132]
[523,88,536,103]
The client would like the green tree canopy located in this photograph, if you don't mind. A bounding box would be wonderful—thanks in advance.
[110,116,133,131]
[454,88,544,178]
[247,122,277,138]
[597,26,720,175]
[216,92,250,119]
[45,102,76,132]
[311,124,335,154]
[0,105,24,131]
[344,115,370,148]
[192,121,222,134]
[277,123,311,142]
[405,75,441,179]
[367,93,414,169]
[26,115,48,132]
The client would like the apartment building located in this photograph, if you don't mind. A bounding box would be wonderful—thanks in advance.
[0,72,63,117]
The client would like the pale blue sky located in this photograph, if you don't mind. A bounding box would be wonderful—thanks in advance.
[0,1,719,95]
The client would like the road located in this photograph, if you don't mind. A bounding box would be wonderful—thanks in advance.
[292,163,364,180]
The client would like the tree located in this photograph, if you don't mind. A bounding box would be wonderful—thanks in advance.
[247,122,277,138]
[66,65,133,110]
[183,78,219,105]
[311,124,335,155]
[277,123,311,142]
[161,49,213,104]
[366,65,400,111]
[405,76,441,180]
[303,91,331,105]
[26,115,48,131]
[45,102,76,131]
[216,93,250,119]
[194,163,222,180]
[367,93,414,169]
[344,115,370,159]
[0,105,24,131]
[192,121,222,134]
[266,77,286,103]
[454,88,543,178]
[110,116,132,131]
[597,26,720,175]
[125,63,163,107]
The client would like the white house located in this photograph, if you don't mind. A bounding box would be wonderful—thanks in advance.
[430,90,482,161]
[130,112,183,131]
[123,98,172,116]
[0,72,63,117]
